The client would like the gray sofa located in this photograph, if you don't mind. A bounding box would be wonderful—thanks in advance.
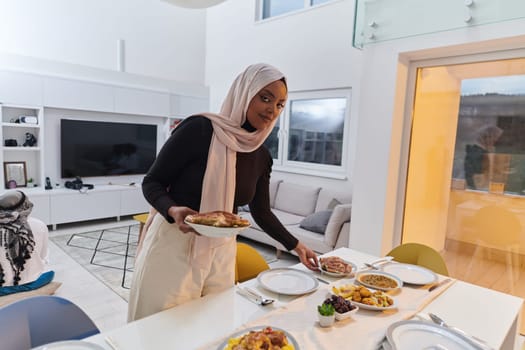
[238,179,352,254]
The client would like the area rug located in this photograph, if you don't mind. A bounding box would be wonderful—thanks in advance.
[51,225,139,301]
[51,226,279,302]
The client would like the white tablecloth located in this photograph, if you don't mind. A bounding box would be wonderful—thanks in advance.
[202,276,456,349]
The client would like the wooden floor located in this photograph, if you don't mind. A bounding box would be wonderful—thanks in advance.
[443,240,525,335]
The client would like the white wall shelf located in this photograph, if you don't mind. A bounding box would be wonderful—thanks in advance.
[1,104,44,190]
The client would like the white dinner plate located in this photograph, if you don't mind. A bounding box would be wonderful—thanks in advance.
[33,340,105,350]
[217,326,300,350]
[386,320,484,350]
[381,263,438,285]
[355,270,403,291]
[320,260,357,278]
[184,220,250,238]
[257,268,319,295]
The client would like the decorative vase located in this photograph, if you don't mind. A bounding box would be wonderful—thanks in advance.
[318,313,335,327]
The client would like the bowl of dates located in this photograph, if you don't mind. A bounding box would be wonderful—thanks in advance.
[323,294,359,321]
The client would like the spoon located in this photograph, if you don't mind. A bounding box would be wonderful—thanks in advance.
[428,313,493,349]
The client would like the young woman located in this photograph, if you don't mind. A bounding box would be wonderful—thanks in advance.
[128,63,319,321]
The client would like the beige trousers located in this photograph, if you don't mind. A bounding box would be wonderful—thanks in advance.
[127,214,236,322]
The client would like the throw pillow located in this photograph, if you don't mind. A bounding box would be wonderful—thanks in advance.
[299,210,333,234]
[327,198,342,210]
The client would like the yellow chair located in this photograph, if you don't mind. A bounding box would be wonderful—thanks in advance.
[133,213,149,234]
[235,242,270,283]
[387,243,449,276]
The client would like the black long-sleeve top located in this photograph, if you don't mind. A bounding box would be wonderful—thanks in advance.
[142,115,298,251]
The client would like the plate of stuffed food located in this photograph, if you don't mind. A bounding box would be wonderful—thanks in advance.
[218,326,299,350]
[185,211,251,238]
[332,284,397,311]
[319,256,357,277]
[355,270,403,291]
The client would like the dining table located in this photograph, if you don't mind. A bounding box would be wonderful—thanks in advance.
[86,247,523,350]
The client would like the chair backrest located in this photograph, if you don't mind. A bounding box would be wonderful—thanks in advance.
[472,205,521,246]
[235,242,270,283]
[0,295,100,350]
[387,243,449,276]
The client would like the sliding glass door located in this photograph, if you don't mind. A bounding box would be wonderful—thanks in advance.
[403,58,525,305]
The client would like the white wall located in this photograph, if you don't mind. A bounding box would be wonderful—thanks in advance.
[205,0,362,191]
[0,0,207,85]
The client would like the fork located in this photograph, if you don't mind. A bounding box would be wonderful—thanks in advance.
[236,285,274,306]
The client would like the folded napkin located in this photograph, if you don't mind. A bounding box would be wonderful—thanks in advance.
[203,277,456,350]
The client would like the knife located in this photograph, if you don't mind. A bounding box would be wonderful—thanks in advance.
[428,278,452,292]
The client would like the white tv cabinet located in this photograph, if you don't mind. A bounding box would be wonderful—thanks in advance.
[23,184,148,230]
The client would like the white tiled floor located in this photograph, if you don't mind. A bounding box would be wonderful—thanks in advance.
[47,218,299,332]
[48,219,134,332]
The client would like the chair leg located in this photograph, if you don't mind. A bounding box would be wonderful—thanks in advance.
[465,245,483,281]
[505,250,515,294]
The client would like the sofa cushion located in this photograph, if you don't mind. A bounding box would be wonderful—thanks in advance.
[315,187,352,213]
[274,182,321,217]
[271,209,305,225]
[299,210,333,234]
[286,224,333,253]
[269,179,282,208]
[239,209,304,232]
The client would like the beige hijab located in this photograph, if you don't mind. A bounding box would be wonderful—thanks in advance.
[199,63,286,213]
[192,63,286,258]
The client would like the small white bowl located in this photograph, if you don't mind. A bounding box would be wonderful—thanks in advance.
[335,305,359,321]
[318,313,335,327]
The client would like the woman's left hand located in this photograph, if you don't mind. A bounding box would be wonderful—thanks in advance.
[294,241,319,271]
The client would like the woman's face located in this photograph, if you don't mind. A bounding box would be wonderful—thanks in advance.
[246,80,287,131]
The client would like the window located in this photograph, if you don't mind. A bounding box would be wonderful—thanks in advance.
[259,0,336,20]
[264,89,351,178]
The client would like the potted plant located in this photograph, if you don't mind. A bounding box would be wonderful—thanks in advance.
[317,302,335,327]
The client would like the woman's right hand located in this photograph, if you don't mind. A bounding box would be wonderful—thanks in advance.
[168,206,198,233]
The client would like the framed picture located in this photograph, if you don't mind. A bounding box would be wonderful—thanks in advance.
[4,161,27,188]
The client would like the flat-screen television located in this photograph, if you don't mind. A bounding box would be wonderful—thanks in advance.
[61,119,157,178]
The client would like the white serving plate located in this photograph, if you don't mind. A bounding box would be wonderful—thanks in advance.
[355,270,403,291]
[386,320,485,350]
[352,295,397,311]
[320,259,357,278]
[381,263,438,285]
[257,268,319,295]
[217,326,299,350]
[184,220,250,238]
[33,340,105,350]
